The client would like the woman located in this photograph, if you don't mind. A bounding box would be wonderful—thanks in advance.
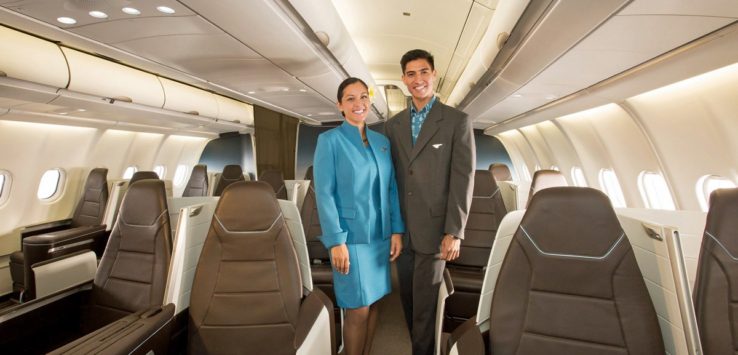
[314,77,405,355]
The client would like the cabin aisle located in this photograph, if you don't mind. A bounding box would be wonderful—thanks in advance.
[369,263,412,355]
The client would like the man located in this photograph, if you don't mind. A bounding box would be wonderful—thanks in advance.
[385,49,475,355]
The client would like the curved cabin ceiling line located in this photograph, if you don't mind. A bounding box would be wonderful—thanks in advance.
[477,1,738,133]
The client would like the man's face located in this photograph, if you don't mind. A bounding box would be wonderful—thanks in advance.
[402,58,436,102]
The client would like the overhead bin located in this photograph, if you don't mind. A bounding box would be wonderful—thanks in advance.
[160,77,219,118]
[215,95,254,125]
[62,47,165,108]
[0,26,69,88]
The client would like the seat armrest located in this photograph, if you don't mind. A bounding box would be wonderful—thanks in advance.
[21,219,73,239]
[294,288,336,355]
[445,317,485,355]
[49,303,175,355]
[24,225,107,247]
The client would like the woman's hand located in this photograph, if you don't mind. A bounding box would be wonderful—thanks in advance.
[390,233,403,262]
[331,244,350,274]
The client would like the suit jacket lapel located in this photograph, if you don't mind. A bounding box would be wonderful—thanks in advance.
[394,110,413,162]
[409,104,443,164]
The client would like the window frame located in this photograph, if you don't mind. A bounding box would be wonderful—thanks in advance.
[599,168,627,208]
[637,171,676,210]
[0,170,11,206]
[37,168,65,201]
[153,165,167,179]
[173,164,188,187]
[696,174,737,211]
[122,166,138,179]
[571,167,587,187]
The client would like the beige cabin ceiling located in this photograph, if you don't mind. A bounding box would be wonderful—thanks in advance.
[2,0,738,133]
[330,0,497,102]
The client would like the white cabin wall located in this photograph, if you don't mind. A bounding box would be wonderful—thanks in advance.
[492,61,738,212]
[518,125,554,170]
[496,130,537,181]
[0,120,209,258]
[626,62,738,211]
[535,121,582,185]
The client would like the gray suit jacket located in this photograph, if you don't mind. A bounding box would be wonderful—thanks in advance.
[386,100,475,254]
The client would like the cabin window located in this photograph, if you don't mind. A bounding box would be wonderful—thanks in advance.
[0,170,10,206]
[122,166,138,179]
[697,175,736,212]
[153,165,166,179]
[173,165,188,187]
[638,171,675,210]
[37,168,64,200]
[599,169,626,208]
[571,167,587,187]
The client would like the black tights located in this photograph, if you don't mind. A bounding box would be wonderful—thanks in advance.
[344,303,379,355]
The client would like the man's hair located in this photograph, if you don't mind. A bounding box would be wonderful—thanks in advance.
[401,49,435,74]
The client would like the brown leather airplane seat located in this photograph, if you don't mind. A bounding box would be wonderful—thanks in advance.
[83,179,172,332]
[444,170,507,331]
[188,181,335,355]
[213,164,245,196]
[693,187,738,354]
[129,171,160,184]
[484,187,663,354]
[488,163,512,182]
[10,167,109,298]
[260,169,288,200]
[527,169,568,207]
[182,164,208,197]
[300,166,341,348]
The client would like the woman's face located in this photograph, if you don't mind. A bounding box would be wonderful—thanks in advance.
[337,82,370,126]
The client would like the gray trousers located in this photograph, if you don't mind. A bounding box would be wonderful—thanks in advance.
[397,243,446,355]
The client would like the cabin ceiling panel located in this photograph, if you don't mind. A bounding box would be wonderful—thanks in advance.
[474,2,737,125]
[331,0,484,85]
[619,0,738,18]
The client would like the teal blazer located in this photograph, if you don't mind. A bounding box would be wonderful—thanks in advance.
[314,122,405,249]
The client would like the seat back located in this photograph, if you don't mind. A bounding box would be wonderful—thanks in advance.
[188,182,302,355]
[526,169,568,207]
[300,166,326,261]
[489,187,663,354]
[86,180,172,331]
[213,165,245,196]
[182,164,208,197]
[129,171,160,185]
[489,163,512,182]
[260,169,288,200]
[693,188,738,354]
[71,168,109,227]
[452,170,507,268]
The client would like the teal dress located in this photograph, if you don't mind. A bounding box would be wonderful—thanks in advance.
[313,122,405,309]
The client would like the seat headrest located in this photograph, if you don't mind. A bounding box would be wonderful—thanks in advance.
[221,165,243,179]
[489,163,512,181]
[304,166,313,181]
[473,170,499,197]
[522,187,623,259]
[86,168,108,189]
[704,188,738,257]
[528,169,568,207]
[129,171,160,185]
[120,180,168,226]
[191,164,207,182]
[216,181,280,232]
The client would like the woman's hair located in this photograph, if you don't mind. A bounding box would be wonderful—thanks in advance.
[337,77,369,102]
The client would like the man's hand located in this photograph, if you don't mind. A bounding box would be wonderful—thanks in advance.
[440,234,461,261]
[390,234,403,261]
[331,244,350,274]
